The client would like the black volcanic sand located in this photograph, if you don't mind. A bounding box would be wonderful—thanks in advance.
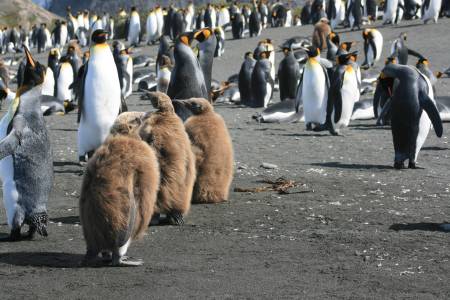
[0,19,450,299]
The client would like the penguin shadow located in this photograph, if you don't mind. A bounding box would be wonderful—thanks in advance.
[422,146,449,151]
[53,161,84,175]
[390,223,450,233]
[348,124,390,130]
[51,128,77,132]
[311,161,392,170]
[0,252,84,268]
[281,133,329,137]
[50,216,80,225]
[53,161,82,167]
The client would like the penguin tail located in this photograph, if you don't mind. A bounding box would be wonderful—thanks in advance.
[26,212,49,237]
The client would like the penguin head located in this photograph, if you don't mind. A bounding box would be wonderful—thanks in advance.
[91,29,108,44]
[282,47,291,56]
[145,91,175,113]
[417,57,429,67]
[111,111,145,137]
[244,52,254,59]
[336,51,358,65]
[305,46,320,58]
[178,32,194,46]
[194,28,213,43]
[362,29,372,40]
[328,32,340,45]
[400,32,407,41]
[259,50,272,60]
[385,56,397,65]
[21,46,45,90]
[181,98,213,115]
[340,41,355,52]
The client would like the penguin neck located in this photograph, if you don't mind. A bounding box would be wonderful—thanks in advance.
[92,42,110,54]
[308,56,320,64]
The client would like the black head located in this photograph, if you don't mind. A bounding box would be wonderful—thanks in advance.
[340,41,355,52]
[244,51,253,59]
[178,32,195,46]
[0,77,7,100]
[194,28,213,42]
[385,56,397,65]
[22,47,45,89]
[282,47,291,56]
[417,57,429,67]
[259,50,272,59]
[305,46,320,57]
[91,29,108,44]
[328,32,340,45]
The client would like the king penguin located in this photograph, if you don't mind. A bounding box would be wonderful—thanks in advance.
[295,46,330,130]
[146,9,158,45]
[238,52,256,106]
[0,47,53,241]
[422,0,442,23]
[127,7,141,47]
[278,47,301,101]
[328,51,361,135]
[362,28,383,69]
[380,63,442,169]
[78,29,121,162]
[194,28,216,101]
[251,51,274,108]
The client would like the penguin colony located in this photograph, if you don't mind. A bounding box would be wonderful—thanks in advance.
[0,1,448,267]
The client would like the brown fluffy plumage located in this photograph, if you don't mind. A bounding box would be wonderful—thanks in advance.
[312,18,331,50]
[181,98,234,203]
[139,92,196,224]
[79,133,159,266]
[110,111,145,137]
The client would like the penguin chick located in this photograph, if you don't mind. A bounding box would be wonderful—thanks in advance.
[180,98,234,204]
[110,111,145,137]
[312,18,331,51]
[80,133,159,266]
[139,92,196,225]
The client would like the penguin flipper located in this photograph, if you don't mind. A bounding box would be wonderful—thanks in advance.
[407,48,423,59]
[77,63,88,123]
[0,129,20,160]
[295,79,303,113]
[376,98,391,126]
[420,93,443,137]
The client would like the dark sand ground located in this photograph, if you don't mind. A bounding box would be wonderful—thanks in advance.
[0,18,449,299]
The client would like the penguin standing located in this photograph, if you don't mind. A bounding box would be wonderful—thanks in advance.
[156,35,174,75]
[326,32,340,61]
[42,49,60,97]
[231,12,244,39]
[119,49,133,100]
[180,98,234,203]
[349,0,363,29]
[251,51,274,108]
[383,0,400,24]
[56,56,75,104]
[214,27,225,57]
[295,47,330,130]
[37,24,48,53]
[108,16,115,39]
[167,32,208,105]
[328,52,361,135]
[422,0,442,23]
[380,63,442,168]
[312,18,331,51]
[238,52,256,106]
[0,48,53,241]
[157,55,171,94]
[278,47,301,101]
[127,7,141,47]
[249,6,262,37]
[146,9,158,45]
[362,29,383,68]
[139,92,196,225]
[194,28,216,101]
[80,121,159,266]
[172,9,186,40]
[78,30,121,162]
[155,6,164,39]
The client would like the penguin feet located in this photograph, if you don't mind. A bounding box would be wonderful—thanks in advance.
[408,162,417,169]
[394,161,405,170]
[112,255,143,267]
[306,123,313,131]
[149,213,161,226]
[312,124,328,132]
[8,228,22,242]
[101,251,112,263]
[166,211,185,226]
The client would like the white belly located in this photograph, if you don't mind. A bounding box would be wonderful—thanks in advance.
[333,72,359,129]
[57,64,74,101]
[302,65,328,124]
[42,67,55,96]
[146,15,158,42]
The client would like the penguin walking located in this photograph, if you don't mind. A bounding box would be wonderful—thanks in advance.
[231,12,244,39]
[194,28,216,101]
[78,30,121,162]
[422,0,442,23]
[167,32,207,101]
[295,47,330,130]
[249,7,262,37]
[380,63,442,169]
[278,47,301,101]
[0,48,53,241]
[80,119,159,266]
[180,98,234,204]
[251,51,274,108]
[328,52,361,135]
[238,52,256,106]
[362,29,383,68]
[139,92,196,225]
[127,7,141,47]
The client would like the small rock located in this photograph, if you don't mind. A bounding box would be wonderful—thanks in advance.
[261,163,278,169]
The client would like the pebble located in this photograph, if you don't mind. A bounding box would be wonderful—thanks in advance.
[260,162,278,169]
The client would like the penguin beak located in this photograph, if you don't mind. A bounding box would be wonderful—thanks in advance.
[24,46,36,69]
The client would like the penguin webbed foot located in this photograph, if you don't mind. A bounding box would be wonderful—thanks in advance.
[166,211,185,226]
[112,255,143,267]
[408,161,417,169]
[394,161,405,170]
[312,123,328,132]
[306,123,313,131]
[7,228,22,242]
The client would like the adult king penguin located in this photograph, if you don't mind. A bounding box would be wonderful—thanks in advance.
[278,47,301,101]
[194,28,216,101]
[295,46,330,130]
[251,51,274,108]
[78,29,121,162]
[238,52,256,106]
[127,7,141,47]
[362,29,383,68]
[380,63,442,169]
[0,48,53,241]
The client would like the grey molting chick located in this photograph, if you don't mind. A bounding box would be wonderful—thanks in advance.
[181,98,234,204]
[139,91,196,225]
[79,133,160,266]
[156,55,172,94]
